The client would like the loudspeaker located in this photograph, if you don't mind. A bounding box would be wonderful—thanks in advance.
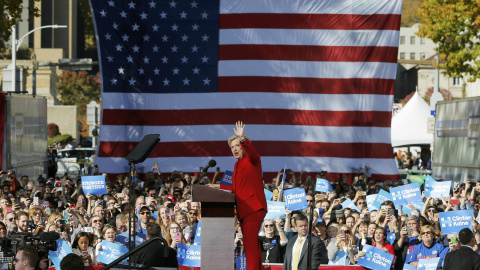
[125,134,160,164]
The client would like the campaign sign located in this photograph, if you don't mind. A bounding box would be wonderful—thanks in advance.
[366,194,378,211]
[372,190,393,210]
[357,244,394,270]
[387,232,396,244]
[341,198,361,212]
[194,221,201,244]
[328,251,347,265]
[417,257,441,270]
[97,241,129,264]
[177,243,201,267]
[390,183,422,207]
[403,264,417,270]
[265,201,286,219]
[115,232,146,246]
[48,239,74,270]
[81,175,107,195]
[264,189,273,201]
[220,170,233,187]
[315,178,333,193]
[424,175,437,197]
[402,201,424,215]
[429,181,452,199]
[284,188,308,211]
[439,210,473,235]
[236,253,247,270]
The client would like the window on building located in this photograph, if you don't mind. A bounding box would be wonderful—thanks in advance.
[420,53,426,60]
[453,77,461,86]
[410,36,415,45]
[410,53,415,60]
[400,52,405,59]
[400,36,405,45]
[420,38,425,45]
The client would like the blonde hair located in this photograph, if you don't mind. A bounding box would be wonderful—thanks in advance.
[228,135,249,147]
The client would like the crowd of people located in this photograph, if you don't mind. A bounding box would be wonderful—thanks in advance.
[1,160,479,269]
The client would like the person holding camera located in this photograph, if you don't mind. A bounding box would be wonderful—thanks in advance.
[328,225,358,265]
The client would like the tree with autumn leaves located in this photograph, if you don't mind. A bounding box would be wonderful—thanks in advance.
[57,71,101,137]
[417,0,480,81]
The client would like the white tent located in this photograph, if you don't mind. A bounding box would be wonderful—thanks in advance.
[391,91,433,147]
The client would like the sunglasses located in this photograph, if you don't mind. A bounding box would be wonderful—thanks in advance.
[92,219,101,223]
[264,224,274,228]
[8,218,15,222]
[34,212,42,216]
[428,209,435,212]
[306,200,314,202]
[140,212,151,215]
[421,231,432,235]
[188,212,197,215]
[447,237,456,242]
[357,202,366,205]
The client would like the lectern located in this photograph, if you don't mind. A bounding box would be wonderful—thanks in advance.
[192,185,236,270]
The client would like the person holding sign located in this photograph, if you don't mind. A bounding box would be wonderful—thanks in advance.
[209,122,267,270]
[328,225,359,265]
[406,225,445,268]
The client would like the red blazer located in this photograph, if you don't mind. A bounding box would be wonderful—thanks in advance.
[231,139,267,220]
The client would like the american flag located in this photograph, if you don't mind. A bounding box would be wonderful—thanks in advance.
[90,0,401,181]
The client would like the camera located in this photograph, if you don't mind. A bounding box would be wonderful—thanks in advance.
[10,232,59,262]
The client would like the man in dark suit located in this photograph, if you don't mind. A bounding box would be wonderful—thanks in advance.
[444,228,480,270]
[283,214,328,270]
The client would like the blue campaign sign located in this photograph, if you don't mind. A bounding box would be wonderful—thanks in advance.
[403,264,417,270]
[220,170,233,187]
[81,175,107,195]
[115,232,146,246]
[366,194,378,211]
[235,253,247,270]
[429,181,452,199]
[372,190,393,210]
[48,239,74,270]
[265,201,286,219]
[390,183,422,207]
[284,188,308,211]
[439,210,474,235]
[417,257,441,270]
[177,243,201,267]
[341,198,361,212]
[264,189,273,201]
[194,221,201,244]
[402,201,424,216]
[328,251,347,265]
[315,178,333,193]
[387,232,396,244]
[357,244,394,270]
[424,175,437,197]
[97,241,129,264]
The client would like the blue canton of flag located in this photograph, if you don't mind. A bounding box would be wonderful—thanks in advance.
[91,0,219,93]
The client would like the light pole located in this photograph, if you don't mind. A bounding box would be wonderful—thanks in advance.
[11,23,67,92]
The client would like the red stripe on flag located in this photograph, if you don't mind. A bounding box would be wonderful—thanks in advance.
[98,141,394,159]
[102,109,392,127]
[220,14,401,30]
[218,77,395,95]
[219,45,398,63]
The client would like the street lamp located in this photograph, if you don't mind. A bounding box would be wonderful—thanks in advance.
[10,24,67,92]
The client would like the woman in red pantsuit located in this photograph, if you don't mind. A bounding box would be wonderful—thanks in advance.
[229,121,268,270]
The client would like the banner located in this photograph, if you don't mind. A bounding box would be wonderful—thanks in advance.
[235,253,247,270]
[177,243,201,267]
[357,244,394,270]
[424,175,437,197]
[48,239,74,270]
[366,194,378,211]
[284,188,308,211]
[429,181,452,199]
[328,251,347,265]
[315,178,333,193]
[115,232,147,246]
[417,257,441,270]
[402,201,424,216]
[264,189,273,201]
[341,198,361,212]
[372,190,393,210]
[81,175,107,195]
[408,175,426,186]
[390,183,422,207]
[265,201,286,219]
[194,221,201,244]
[220,170,233,189]
[439,210,473,235]
[97,241,129,264]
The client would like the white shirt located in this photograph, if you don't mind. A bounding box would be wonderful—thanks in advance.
[291,234,307,270]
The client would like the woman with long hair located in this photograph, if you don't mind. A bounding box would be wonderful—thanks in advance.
[328,225,358,265]
[259,218,288,263]
[165,221,188,249]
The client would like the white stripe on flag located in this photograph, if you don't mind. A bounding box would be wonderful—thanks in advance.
[101,92,394,111]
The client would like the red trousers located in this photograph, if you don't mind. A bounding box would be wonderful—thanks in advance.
[239,209,267,270]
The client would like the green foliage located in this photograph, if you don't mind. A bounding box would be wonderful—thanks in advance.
[401,0,422,27]
[48,134,73,146]
[0,0,40,41]
[57,71,100,117]
[417,0,480,81]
